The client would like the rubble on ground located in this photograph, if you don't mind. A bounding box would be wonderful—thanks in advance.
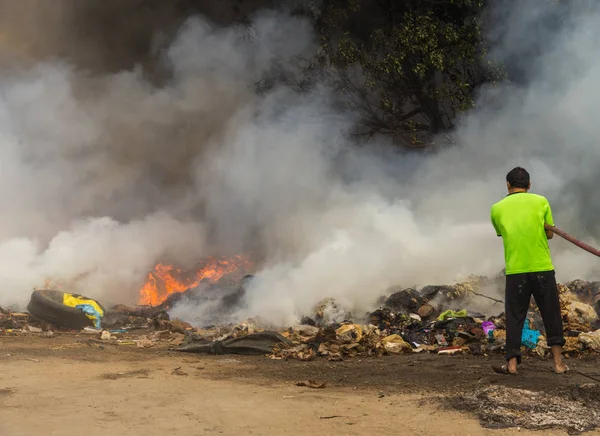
[558,284,600,331]
[267,277,600,361]
[0,306,33,330]
[177,331,293,355]
[5,276,600,361]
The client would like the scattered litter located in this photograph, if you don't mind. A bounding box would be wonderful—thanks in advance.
[381,334,412,354]
[435,334,448,347]
[178,331,293,355]
[437,309,467,321]
[296,380,326,389]
[481,321,495,335]
[171,367,188,376]
[73,303,103,329]
[135,337,155,348]
[580,330,600,351]
[101,369,150,380]
[521,319,540,349]
[417,304,436,319]
[535,337,549,357]
[438,346,464,355]
[291,324,320,337]
[336,324,363,343]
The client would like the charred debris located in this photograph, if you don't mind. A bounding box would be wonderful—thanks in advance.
[3,275,600,360]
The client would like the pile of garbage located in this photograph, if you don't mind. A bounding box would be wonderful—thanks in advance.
[0,289,188,340]
[0,305,38,331]
[0,292,198,349]
[275,278,600,360]
[166,276,600,360]
[268,278,503,360]
[6,276,600,360]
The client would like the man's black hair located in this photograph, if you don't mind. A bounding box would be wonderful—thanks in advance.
[506,167,530,189]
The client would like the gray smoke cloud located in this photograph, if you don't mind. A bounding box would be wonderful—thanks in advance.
[0,1,598,327]
[0,8,317,308]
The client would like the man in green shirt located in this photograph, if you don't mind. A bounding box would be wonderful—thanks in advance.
[490,167,567,375]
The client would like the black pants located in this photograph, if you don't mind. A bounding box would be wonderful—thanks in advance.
[505,270,565,363]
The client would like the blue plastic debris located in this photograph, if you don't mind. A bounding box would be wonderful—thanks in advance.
[75,304,103,329]
[521,319,540,349]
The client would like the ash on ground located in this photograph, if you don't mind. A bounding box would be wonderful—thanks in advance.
[451,384,600,434]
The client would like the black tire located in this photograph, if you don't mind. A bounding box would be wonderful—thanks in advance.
[27,290,104,330]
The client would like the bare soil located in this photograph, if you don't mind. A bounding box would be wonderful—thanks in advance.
[1,334,599,436]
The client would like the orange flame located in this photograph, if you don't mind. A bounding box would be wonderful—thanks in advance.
[139,255,253,306]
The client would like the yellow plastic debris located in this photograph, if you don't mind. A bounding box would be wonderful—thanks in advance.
[335,324,363,344]
[62,293,104,325]
[381,334,412,354]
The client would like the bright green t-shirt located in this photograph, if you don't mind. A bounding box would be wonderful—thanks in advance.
[490,192,554,275]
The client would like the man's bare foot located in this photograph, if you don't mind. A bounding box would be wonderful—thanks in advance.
[551,346,568,374]
[554,362,569,374]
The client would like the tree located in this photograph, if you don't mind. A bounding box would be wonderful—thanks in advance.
[305,0,502,147]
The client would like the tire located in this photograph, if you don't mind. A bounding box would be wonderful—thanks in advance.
[27,290,103,330]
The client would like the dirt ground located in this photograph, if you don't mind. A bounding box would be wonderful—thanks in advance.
[1,334,600,436]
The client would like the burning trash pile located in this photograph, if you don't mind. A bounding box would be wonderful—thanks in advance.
[268,279,506,360]
[5,259,600,361]
[0,255,255,348]
[176,276,600,360]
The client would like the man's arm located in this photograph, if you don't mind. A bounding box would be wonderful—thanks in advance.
[544,199,554,240]
[490,207,501,237]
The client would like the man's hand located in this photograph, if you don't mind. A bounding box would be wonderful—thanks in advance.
[544,224,554,240]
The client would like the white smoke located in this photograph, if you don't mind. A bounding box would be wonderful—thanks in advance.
[238,1,600,324]
[0,2,598,328]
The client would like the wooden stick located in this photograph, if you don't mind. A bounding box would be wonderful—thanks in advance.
[468,290,504,304]
[545,225,600,257]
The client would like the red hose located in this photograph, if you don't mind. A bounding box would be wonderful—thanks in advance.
[545,224,600,258]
